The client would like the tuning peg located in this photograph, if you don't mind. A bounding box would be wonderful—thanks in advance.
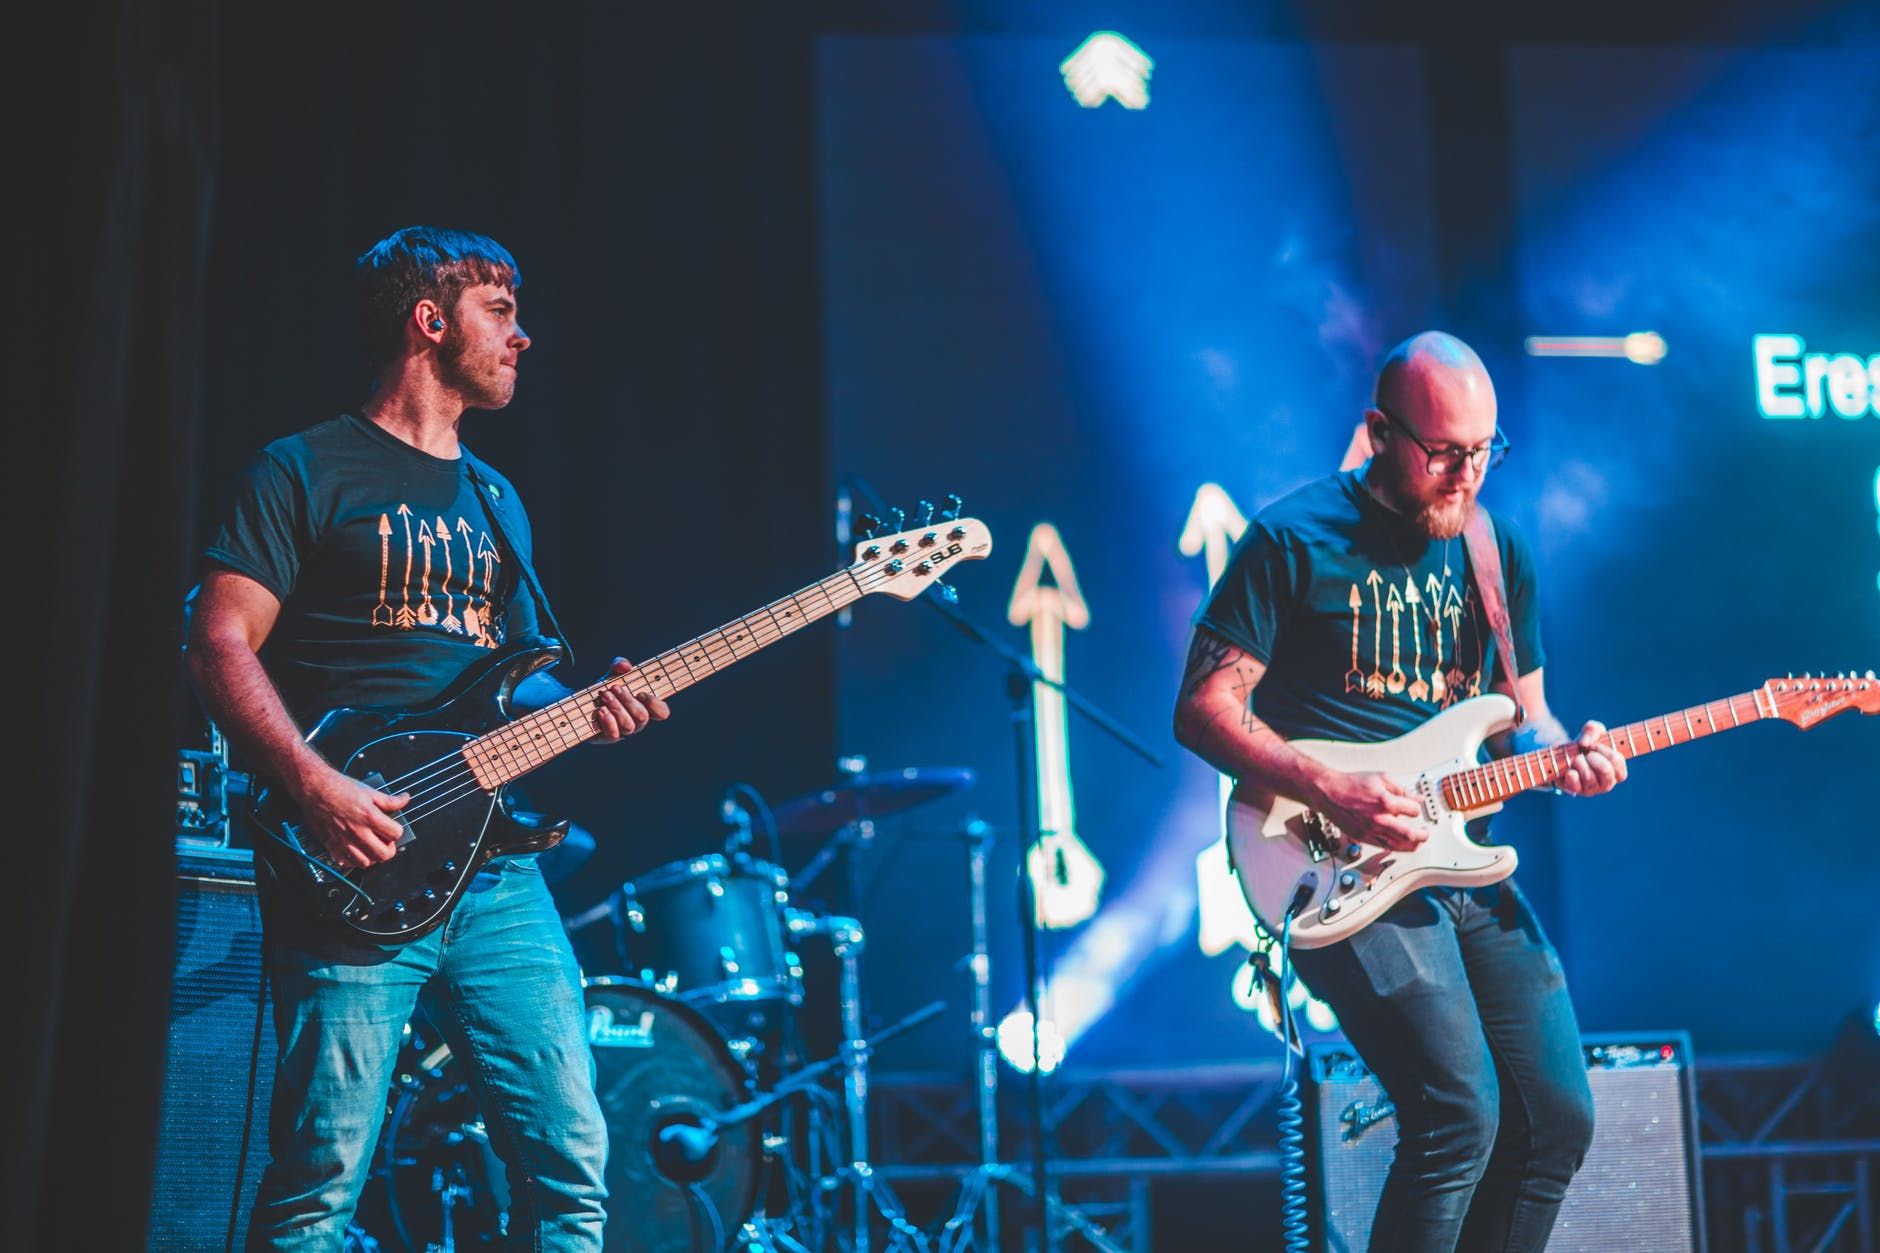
[916,499,935,526]
[942,493,964,521]
[934,580,959,604]
[887,506,905,533]
[859,513,883,539]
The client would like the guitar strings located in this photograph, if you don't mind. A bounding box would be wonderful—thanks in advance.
[300,607,840,872]
[386,574,862,810]
[326,563,892,843]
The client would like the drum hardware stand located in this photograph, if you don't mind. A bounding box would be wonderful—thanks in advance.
[659,997,948,1252]
[790,755,874,904]
[931,819,1125,1253]
[931,815,1005,1251]
[434,1164,470,1252]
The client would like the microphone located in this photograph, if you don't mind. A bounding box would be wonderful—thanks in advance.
[720,787,752,854]
[653,1117,719,1183]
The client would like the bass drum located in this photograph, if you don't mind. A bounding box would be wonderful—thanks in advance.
[375,981,762,1253]
[585,977,764,1252]
[375,1010,511,1250]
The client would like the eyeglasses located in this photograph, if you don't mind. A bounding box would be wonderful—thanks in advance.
[1376,405,1510,477]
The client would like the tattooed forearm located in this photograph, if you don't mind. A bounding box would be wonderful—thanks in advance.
[1237,678,1262,733]
[1179,629,1240,703]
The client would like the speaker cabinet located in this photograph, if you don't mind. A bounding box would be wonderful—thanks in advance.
[1304,1033,1705,1253]
[147,845,276,1250]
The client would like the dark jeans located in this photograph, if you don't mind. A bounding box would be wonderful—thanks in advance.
[1291,880,1595,1253]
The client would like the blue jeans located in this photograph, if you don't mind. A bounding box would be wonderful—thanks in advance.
[247,861,607,1250]
[1291,880,1595,1253]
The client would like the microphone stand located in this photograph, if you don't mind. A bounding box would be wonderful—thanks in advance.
[839,476,1161,1252]
[926,594,1161,1253]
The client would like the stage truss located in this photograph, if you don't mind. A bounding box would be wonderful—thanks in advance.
[872,1048,1878,1251]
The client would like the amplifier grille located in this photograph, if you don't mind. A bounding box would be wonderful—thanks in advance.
[1307,1034,1704,1253]
[147,850,275,1250]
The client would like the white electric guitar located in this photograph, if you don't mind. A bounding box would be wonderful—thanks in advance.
[1227,672,1877,949]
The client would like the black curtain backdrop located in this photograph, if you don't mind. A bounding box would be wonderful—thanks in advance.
[20,3,827,1246]
[16,1,218,1247]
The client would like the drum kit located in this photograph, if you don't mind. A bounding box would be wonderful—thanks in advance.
[356,764,977,1253]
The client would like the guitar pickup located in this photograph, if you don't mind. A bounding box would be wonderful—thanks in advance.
[1300,811,1342,862]
[361,772,417,848]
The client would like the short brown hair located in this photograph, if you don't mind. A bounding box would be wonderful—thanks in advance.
[355,226,522,369]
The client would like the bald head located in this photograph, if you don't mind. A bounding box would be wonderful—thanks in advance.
[1364,331,1500,539]
[1374,332,1495,427]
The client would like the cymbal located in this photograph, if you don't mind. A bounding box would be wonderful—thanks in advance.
[770,767,975,838]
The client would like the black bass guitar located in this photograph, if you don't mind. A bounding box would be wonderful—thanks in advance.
[252,516,993,943]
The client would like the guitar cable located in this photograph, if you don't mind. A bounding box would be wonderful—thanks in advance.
[1274,907,1310,1253]
[227,957,271,1252]
[253,818,378,906]
[1249,883,1314,1253]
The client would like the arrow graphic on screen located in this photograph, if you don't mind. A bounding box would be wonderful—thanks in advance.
[1009,522,1105,929]
[1179,484,1268,957]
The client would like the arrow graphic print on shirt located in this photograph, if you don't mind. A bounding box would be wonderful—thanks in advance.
[373,506,507,649]
[1344,564,1483,708]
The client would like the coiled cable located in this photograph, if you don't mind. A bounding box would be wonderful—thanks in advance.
[1275,909,1310,1253]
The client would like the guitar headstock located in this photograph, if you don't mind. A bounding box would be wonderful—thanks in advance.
[1760,670,1878,730]
[852,501,993,601]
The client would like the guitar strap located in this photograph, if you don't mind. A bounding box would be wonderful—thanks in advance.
[1461,507,1525,727]
[462,451,575,670]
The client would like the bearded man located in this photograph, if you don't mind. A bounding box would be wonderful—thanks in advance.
[1174,332,1627,1252]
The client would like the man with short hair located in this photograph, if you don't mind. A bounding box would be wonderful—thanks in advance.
[189,225,667,1249]
[1174,332,1626,1251]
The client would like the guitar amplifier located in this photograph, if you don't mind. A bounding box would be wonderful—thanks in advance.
[1303,1032,1705,1253]
[147,845,276,1250]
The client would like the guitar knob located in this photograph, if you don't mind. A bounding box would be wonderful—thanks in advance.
[1338,871,1359,890]
[1322,897,1342,916]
